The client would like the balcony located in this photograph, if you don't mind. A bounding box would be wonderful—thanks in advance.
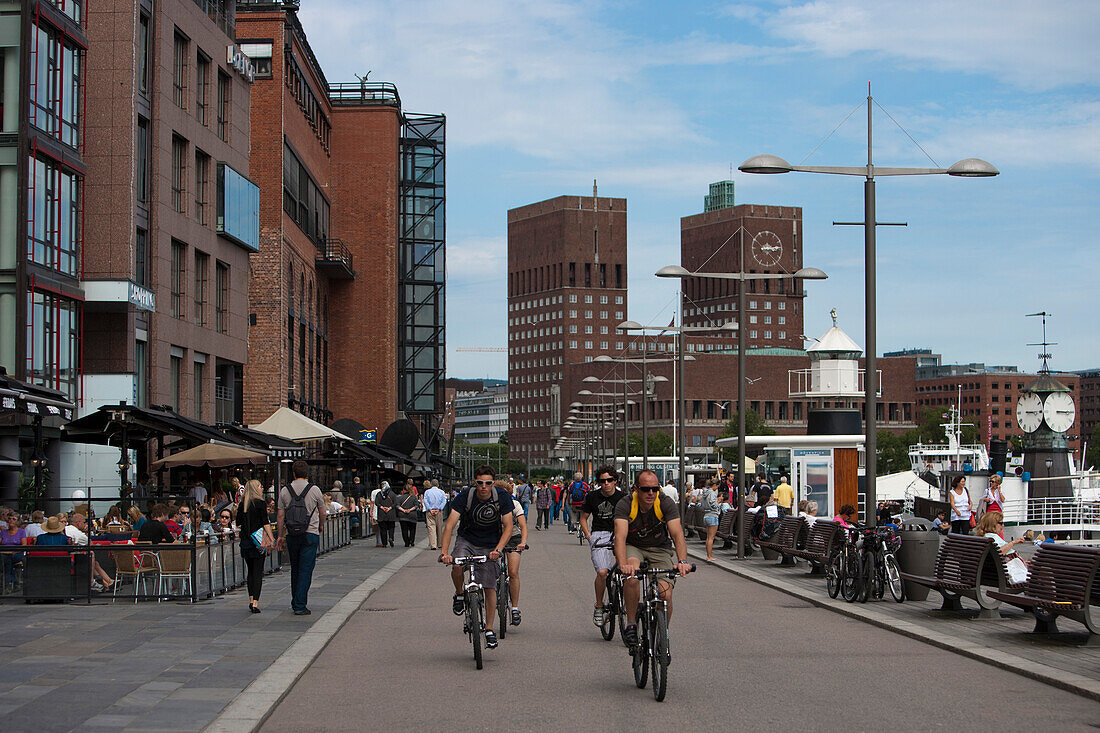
[328,82,401,108]
[316,238,354,280]
[788,367,882,398]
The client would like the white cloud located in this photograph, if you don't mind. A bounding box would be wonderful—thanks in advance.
[447,235,507,282]
[769,0,1100,91]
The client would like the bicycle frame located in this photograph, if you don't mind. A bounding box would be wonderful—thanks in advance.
[452,555,489,669]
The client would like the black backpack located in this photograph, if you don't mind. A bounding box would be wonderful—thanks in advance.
[466,485,499,511]
[284,484,316,535]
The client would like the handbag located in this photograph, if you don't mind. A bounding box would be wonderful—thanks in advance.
[1005,556,1028,584]
[969,514,977,528]
[250,527,267,554]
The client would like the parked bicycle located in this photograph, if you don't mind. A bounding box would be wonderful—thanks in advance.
[827,525,863,602]
[448,555,490,669]
[858,525,904,603]
[627,561,695,702]
[495,545,526,639]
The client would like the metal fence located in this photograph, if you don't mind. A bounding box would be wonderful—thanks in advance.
[0,512,353,604]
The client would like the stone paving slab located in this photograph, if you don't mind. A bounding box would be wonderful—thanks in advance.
[687,541,1100,700]
[0,539,409,732]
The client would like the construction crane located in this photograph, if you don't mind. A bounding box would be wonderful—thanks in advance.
[455,347,506,353]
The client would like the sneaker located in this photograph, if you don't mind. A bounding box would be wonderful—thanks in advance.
[484,629,499,649]
[452,593,465,616]
[593,606,605,627]
[623,623,638,649]
[90,581,104,592]
[511,608,521,626]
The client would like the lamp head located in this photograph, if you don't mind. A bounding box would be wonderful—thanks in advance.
[739,154,792,174]
[946,158,999,177]
[592,355,613,363]
[617,320,643,330]
[570,401,583,408]
[655,265,691,279]
[578,390,592,395]
[582,375,600,382]
[793,267,828,280]
[651,376,669,383]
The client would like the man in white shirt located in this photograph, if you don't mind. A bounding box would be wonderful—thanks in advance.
[24,510,46,539]
[422,481,448,550]
[66,512,116,591]
[190,481,208,506]
[370,484,384,547]
[661,481,678,504]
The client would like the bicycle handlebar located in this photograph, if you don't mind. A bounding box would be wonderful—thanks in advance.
[445,555,489,566]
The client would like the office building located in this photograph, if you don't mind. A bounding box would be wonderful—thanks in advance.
[453,382,508,445]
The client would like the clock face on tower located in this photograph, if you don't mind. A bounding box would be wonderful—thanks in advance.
[1042,391,1075,433]
[1016,392,1043,433]
[750,231,783,267]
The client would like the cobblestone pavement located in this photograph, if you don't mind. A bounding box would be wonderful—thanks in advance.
[0,538,407,733]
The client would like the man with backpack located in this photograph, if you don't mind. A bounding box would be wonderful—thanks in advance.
[564,472,588,533]
[439,465,514,650]
[277,461,326,616]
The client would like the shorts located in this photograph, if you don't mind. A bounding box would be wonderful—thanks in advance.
[504,535,523,551]
[624,545,677,587]
[589,530,615,572]
[451,536,501,588]
[703,515,719,527]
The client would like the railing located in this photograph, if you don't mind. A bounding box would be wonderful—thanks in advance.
[788,368,882,398]
[328,82,401,108]
[1001,497,1100,530]
[317,238,354,275]
[191,0,234,38]
[0,513,354,603]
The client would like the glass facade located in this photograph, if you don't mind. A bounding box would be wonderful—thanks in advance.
[25,289,80,400]
[217,163,259,251]
[281,144,328,247]
[29,22,82,149]
[27,154,81,277]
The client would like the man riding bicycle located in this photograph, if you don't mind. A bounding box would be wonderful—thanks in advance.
[580,464,627,628]
[565,472,588,532]
[613,469,691,649]
[440,465,515,650]
[502,479,530,625]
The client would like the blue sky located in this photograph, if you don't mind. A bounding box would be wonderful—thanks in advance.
[299,0,1100,379]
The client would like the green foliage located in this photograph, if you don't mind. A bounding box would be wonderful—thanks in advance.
[618,430,673,457]
[718,409,777,440]
[876,431,912,474]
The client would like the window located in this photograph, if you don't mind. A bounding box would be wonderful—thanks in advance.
[27,154,81,277]
[196,52,209,124]
[217,163,260,250]
[584,295,593,303]
[282,143,329,247]
[600,296,608,304]
[26,289,81,400]
[193,251,208,326]
[749,300,757,309]
[764,331,772,339]
[584,326,592,334]
[29,20,82,148]
[600,341,608,350]
[171,240,185,318]
[599,310,607,319]
[135,228,148,287]
[750,330,758,339]
[136,117,149,203]
[584,310,592,319]
[193,358,204,419]
[569,340,577,349]
[568,325,577,334]
[216,71,230,141]
[194,151,210,225]
[584,341,593,349]
[765,301,772,309]
[173,31,188,109]
[778,316,786,325]
[569,294,577,303]
[170,352,182,412]
[171,135,187,213]
[134,340,147,408]
[138,13,150,93]
[778,302,786,311]
[778,331,786,339]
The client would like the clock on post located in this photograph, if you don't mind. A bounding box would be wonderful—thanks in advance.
[1016,374,1076,498]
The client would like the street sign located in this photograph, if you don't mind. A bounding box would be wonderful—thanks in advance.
[360,429,378,443]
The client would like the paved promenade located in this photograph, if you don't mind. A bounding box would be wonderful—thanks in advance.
[0,538,412,733]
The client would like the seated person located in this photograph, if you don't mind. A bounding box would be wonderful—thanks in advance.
[197,507,216,535]
[833,504,857,529]
[23,511,46,540]
[137,504,175,544]
[799,500,819,525]
[35,515,71,545]
[929,510,950,535]
[128,506,146,532]
[975,511,1028,556]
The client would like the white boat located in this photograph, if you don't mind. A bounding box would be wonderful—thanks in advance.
[908,405,990,475]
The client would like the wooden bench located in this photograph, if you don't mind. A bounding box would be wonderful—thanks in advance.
[716,510,752,556]
[683,506,706,539]
[987,544,1100,640]
[756,516,804,566]
[898,534,1020,619]
[785,519,841,574]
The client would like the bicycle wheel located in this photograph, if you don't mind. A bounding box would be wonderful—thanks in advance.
[840,547,860,602]
[600,592,616,641]
[826,551,842,599]
[466,589,483,670]
[873,556,886,600]
[884,553,905,602]
[615,584,630,644]
[859,552,873,603]
[632,610,649,688]
[496,571,509,640]
[650,607,669,702]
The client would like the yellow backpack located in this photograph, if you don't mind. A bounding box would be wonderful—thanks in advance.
[628,492,663,522]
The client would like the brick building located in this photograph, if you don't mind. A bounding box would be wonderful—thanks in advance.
[915,365,1081,450]
[1073,369,1100,448]
[236,2,445,443]
[681,202,805,351]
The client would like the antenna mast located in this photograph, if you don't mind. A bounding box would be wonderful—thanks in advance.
[1025,312,1056,374]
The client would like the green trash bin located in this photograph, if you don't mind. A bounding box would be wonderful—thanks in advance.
[896,528,943,602]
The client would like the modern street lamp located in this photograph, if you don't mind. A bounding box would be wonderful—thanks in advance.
[657,258,827,557]
[617,318,737,514]
[593,353,680,470]
[739,87,997,525]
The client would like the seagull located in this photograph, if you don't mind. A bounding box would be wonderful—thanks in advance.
[746,376,762,385]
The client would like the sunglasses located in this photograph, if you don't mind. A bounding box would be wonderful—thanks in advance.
[597,477,617,484]
[474,480,494,486]
[637,486,661,493]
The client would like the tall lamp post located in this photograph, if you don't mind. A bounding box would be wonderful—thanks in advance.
[593,354,680,471]
[739,88,997,525]
[657,260,827,557]
[581,378,642,472]
[617,319,736,515]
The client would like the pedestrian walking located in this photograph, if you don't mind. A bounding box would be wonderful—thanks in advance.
[422,481,448,550]
[276,461,326,616]
[238,479,274,613]
[370,482,382,546]
[534,480,552,530]
[375,481,397,547]
[397,482,420,547]
[515,477,534,518]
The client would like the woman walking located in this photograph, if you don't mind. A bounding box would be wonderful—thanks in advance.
[237,479,274,613]
[375,481,397,548]
[534,480,552,530]
[948,475,973,535]
[700,478,721,561]
[396,481,420,547]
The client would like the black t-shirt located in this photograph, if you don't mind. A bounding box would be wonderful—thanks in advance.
[613,493,680,549]
[452,488,515,548]
[581,488,627,533]
[138,519,175,544]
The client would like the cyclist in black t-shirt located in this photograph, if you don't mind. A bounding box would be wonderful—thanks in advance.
[439,465,514,650]
[579,464,627,628]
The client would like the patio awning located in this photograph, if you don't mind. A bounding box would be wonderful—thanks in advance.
[151,442,269,469]
[251,406,352,443]
[0,371,75,422]
[218,423,307,459]
[62,404,244,449]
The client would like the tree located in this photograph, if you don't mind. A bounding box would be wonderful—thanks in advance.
[619,430,674,457]
[497,431,508,445]
[717,409,776,440]
[877,431,911,474]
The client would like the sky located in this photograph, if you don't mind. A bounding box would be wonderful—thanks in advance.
[299,0,1100,380]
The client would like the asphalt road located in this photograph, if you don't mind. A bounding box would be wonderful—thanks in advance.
[262,525,1098,732]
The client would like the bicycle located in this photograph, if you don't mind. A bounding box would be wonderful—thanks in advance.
[495,545,527,639]
[447,555,490,669]
[858,525,904,604]
[627,561,696,702]
[827,526,863,602]
[592,538,626,642]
